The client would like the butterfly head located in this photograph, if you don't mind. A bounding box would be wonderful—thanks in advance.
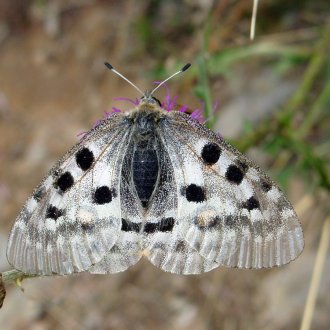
[140,91,161,107]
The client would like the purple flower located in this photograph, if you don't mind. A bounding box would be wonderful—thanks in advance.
[153,81,209,123]
[191,109,204,123]
[93,119,102,128]
[77,131,88,139]
[178,105,189,113]
[77,87,218,140]
[114,97,140,106]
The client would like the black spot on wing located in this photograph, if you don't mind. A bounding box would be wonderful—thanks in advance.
[121,219,141,232]
[243,196,260,211]
[76,147,94,171]
[56,172,74,192]
[184,184,206,203]
[144,217,175,234]
[93,186,115,204]
[46,205,64,221]
[121,218,175,234]
[159,217,175,232]
[143,223,158,234]
[225,165,244,184]
[201,143,221,165]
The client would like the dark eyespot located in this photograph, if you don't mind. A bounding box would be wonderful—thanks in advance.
[56,172,74,192]
[225,165,244,184]
[76,147,94,171]
[93,186,114,204]
[244,196,260,211]
[184,184,206,203]
[201,143,221,165]
[46,205,63,220]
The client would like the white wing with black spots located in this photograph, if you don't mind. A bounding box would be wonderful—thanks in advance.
[7,114,133,275]
[141,139,219,274]
[89,141,144,274]
[159,111,304,269]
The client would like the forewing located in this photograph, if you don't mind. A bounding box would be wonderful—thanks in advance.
[159,112,304,269]
[7,114,132,275]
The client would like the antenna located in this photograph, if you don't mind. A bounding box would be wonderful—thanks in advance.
[104,62,144,96]
[150,63,191,95]
[104,62,191,97]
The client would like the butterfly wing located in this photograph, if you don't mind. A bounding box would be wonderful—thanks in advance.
[89,138,144,274]
[156,111,304,270]
[140,139,218,274]
[7,114,133,275]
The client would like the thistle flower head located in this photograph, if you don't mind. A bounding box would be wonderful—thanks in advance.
[78,87,214,139]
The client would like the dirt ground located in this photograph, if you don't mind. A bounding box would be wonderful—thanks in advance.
[0,1,329,330]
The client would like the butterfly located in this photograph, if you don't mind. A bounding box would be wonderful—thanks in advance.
[6,63,304,275]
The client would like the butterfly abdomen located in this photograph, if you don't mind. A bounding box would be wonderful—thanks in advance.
[132,143,159,207]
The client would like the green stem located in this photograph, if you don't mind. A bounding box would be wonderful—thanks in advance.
[2,269,38,284]
[197,56,215,129]
[235,24,330,152]
[295,79,330,139]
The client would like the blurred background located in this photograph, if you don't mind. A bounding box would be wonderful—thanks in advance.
[0,1,329,329]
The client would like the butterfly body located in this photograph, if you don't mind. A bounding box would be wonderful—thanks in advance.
[7,92,304,275]
[130,106,162,208]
